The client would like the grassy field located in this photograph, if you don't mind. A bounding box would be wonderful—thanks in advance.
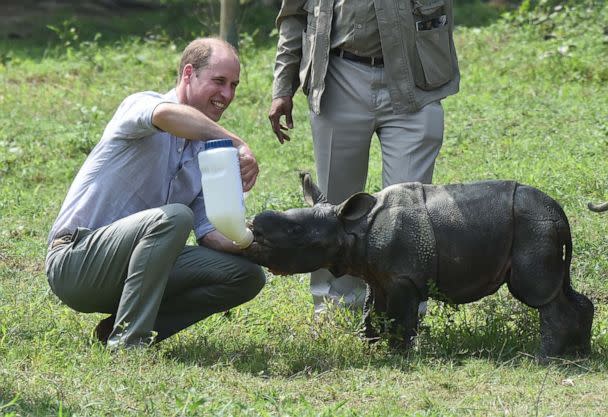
[1,1,608,416]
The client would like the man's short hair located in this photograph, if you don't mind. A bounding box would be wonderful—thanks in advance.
[177,38,239,83]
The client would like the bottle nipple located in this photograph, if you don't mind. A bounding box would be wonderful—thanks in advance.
[234,228,254,249]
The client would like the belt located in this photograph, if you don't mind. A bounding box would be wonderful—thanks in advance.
[51,234,73,249]
[332,49,384,67]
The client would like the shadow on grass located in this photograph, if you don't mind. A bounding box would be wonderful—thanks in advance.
[0,389,74,417]
[161,330,572,379]
[163,293,608,377]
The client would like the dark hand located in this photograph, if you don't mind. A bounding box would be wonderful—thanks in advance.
[268,96,294,144]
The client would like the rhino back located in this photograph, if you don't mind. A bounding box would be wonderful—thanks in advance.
[424,180,517,303]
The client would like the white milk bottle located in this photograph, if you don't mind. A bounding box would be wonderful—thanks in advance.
[198,139,254,248]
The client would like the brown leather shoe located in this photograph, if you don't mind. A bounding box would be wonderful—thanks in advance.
[94,314,115,345]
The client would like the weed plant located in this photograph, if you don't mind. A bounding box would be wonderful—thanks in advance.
[1,1,608,416]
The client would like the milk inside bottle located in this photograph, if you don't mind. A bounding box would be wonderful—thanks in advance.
[198,139,253,248]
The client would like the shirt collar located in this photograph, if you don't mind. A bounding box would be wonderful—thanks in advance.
[164,88,179,103]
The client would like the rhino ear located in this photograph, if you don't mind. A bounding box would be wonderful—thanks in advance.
[300,171,327,206]
[338,192,376,222]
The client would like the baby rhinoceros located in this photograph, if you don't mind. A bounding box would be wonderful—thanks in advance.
[242,173,594,359]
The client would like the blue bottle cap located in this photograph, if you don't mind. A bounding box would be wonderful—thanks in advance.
[204,139,233,150]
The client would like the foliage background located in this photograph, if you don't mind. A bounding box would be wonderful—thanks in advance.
[1,0,608,416]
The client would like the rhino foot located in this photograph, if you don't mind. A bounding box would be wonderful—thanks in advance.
[538,288,594,360]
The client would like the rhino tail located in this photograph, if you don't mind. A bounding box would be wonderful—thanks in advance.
[588,201,608,212]
[562,226,573,290]
[554,206,573,290]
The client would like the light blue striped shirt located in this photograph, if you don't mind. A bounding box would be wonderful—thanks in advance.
[48,89,215,245]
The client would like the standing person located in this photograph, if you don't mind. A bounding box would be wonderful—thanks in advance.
[45,38,266,349]
[268,1,460,313]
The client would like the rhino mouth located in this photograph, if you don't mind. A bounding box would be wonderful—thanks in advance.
[249,235,276,250]
[243,227,283,262]
[244,234,308,275]
[244,240,294,276]
[246,221,273,248]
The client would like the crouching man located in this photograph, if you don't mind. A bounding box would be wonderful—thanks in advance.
[45,38,265,349]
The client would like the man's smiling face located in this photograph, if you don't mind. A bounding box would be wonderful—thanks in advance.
[184,46,240,121]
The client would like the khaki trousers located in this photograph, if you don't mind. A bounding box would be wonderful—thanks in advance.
[46,204,265,347]
[309,55,444,312]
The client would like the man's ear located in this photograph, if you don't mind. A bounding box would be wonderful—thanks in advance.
[338,192,376,222]
[300,171,327,206]
[182,63,194,83]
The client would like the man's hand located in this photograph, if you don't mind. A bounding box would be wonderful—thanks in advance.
[268,96,294,144]
[238,145,259,192]
[199,230,241,253]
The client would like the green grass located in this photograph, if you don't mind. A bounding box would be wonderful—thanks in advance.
[2,1,608,416]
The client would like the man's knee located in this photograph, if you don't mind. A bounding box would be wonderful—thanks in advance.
[237,263,266,302]
[160,204,194,236]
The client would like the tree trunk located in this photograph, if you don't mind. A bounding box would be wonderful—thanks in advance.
[220,0,239,49]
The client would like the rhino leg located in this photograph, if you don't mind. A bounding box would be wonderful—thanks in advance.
[385,278,421,350]
[538,288,594,359]
[361,284,386,342]
[508,186,593,358]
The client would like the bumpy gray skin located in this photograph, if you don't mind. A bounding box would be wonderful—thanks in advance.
[588,201,608,212]
[243,173,594,359]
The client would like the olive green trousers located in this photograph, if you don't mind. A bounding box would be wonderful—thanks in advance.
[46,204,265,348]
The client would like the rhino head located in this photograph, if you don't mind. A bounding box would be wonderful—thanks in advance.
[242,172,377,277]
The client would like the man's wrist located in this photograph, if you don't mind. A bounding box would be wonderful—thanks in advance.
[272,94,293,101]
[272,91,294,100]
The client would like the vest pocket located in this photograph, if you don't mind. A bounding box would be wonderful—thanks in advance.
[411,0,453,90]
[414,25,453,90]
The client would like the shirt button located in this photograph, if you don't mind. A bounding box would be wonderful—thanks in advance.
[356,24,362,29]
[177,147,182,153]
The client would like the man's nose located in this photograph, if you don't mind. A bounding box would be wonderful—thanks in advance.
[221,85,235,101]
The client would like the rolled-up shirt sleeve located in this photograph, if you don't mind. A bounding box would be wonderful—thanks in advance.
[101,91,174,140]
[272,0,308,99]
[190,194,216,241]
